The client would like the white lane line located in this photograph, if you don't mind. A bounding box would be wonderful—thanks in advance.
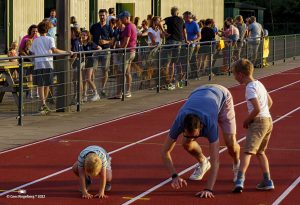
[0,66,297,155]
[122,106,300,205]
[0,130,170,197]
[1,77,300,197]
[272,176,300,205]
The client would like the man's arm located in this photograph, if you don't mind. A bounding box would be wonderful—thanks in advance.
[161,136,187,189]
[120,36,130,49]
[195,139,220,198]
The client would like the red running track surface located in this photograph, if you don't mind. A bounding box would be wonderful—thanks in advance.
[0,68,300,205]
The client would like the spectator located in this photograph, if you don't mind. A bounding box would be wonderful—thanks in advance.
[183,11,201,79]
[70,16,80,28]
[159,6,187,90]
[30,21,71,114]
[90,9,114,97]
[235,15,248,59]
[116,11,137,98]
[81,30,101,102]
[147,16,162,46]
[49,9,57,27]
[19,24,38,54]
[247,16,264,67]
[106,8,116,25]
[8,42,18,62]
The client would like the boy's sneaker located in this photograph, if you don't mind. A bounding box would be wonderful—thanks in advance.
[39,104,50,113]
[189,158,211,180]
[167,83,176,91]
[256,179,275,190]
[90,93,100,102]
[177,81,184,89]
[233,178,244,193]
[82,95,88,102]
[233,160,240,182]
[105,182,112,192]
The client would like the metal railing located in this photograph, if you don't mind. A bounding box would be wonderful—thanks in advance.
[0,34,299,125]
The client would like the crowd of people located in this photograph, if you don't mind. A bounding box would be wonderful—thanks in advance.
[4,6,267,114]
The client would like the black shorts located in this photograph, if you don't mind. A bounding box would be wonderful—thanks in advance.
[33,68,53,86]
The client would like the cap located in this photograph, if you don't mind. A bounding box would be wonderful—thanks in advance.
[118,11,130,19]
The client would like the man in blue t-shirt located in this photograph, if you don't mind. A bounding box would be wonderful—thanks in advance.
[162,84,240,198]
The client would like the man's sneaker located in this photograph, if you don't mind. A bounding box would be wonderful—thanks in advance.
[125,92,132,98]
[39,104,50,113]
[233,160,240,182]
[256,179,275,190]
[233,178,244,193]
[90,93,100,102]
[105,182,112,192]
[189,159,211,180]
[177,81,184,89]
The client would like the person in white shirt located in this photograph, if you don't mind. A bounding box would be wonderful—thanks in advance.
[232,59,275,193]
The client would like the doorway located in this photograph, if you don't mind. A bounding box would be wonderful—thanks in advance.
[0,0,6,54]
[116,3,135,19]
[44,0,56,18]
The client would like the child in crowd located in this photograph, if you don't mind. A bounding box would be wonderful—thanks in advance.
[8,41,18,62]
[232,59,275,193]
[72,145,112,199]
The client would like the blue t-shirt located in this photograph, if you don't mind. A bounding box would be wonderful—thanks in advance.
[185,21,200,41]
[169,85,227,143]
[90,23,114,49]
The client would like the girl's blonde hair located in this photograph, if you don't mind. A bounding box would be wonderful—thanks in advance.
[84,153,102,177]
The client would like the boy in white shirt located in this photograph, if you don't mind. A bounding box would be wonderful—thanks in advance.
[232,59,274,193]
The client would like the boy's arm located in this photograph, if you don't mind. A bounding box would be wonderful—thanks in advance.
[267,93,273,109]
[196,139,219,198]
[95,168,107,199]
[78,166,93,199]
[244,98,260,128]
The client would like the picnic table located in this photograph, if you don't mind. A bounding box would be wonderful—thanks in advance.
[0,61,33,105]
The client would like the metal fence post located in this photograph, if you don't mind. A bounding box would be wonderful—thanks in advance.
[245,39,248,59]
[228,42,231,76]
[260,37,264,68]
[122,49,126,101]
[272,36,276,65]
[157,47,161,93]
[186,43,190,86]
[77,52,82,112]
[209,41,213,81]
[284,35,286,63]
[17,57,24,126]
[294,34,296,60]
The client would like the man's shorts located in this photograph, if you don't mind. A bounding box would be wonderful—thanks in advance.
[98,49,111,72]
[33,68,53,86]
[245,117,273,154]
[117,52,135,72]
[217,85,236,135]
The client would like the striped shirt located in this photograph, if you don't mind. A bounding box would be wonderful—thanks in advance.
[77,145,109,168]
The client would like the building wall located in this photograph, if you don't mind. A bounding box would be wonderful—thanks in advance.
[161,0,224,29]
[97,0,152,21]
[70,0,90,30]
[11,0,44,43]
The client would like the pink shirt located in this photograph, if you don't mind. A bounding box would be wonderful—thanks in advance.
[121,22,137,52]
[19,35,37,51]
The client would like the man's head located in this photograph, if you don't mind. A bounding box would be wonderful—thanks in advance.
[183,11,192,22]
[183,114,203,139]
[84,153,102,177]
[250,16,256,24]
[170,6,179,16]
[118,11,131,24]
[99,9,108,23]
[232,59,254,84]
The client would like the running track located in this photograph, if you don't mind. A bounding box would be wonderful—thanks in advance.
[0,68,300,205]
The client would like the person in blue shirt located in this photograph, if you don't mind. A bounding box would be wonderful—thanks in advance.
[161,84,240,198]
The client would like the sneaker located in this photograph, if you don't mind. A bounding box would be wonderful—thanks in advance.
[177,81,184,89]
[125,92,132,98]
[167,83,175,91]
[105,182,112,192]
[82,95,88,102]
[233,178,244,193]
[233,160,240,182]
[256,179,275,190]
[90,93,100,102]
[100,90,107,97]
[189,159,211,180]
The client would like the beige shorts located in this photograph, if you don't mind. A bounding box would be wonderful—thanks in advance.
[245,117,273,154]
[217,85,236,135]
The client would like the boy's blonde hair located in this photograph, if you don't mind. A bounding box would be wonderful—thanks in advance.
[232,59,254,76]
[84,153,102,177]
